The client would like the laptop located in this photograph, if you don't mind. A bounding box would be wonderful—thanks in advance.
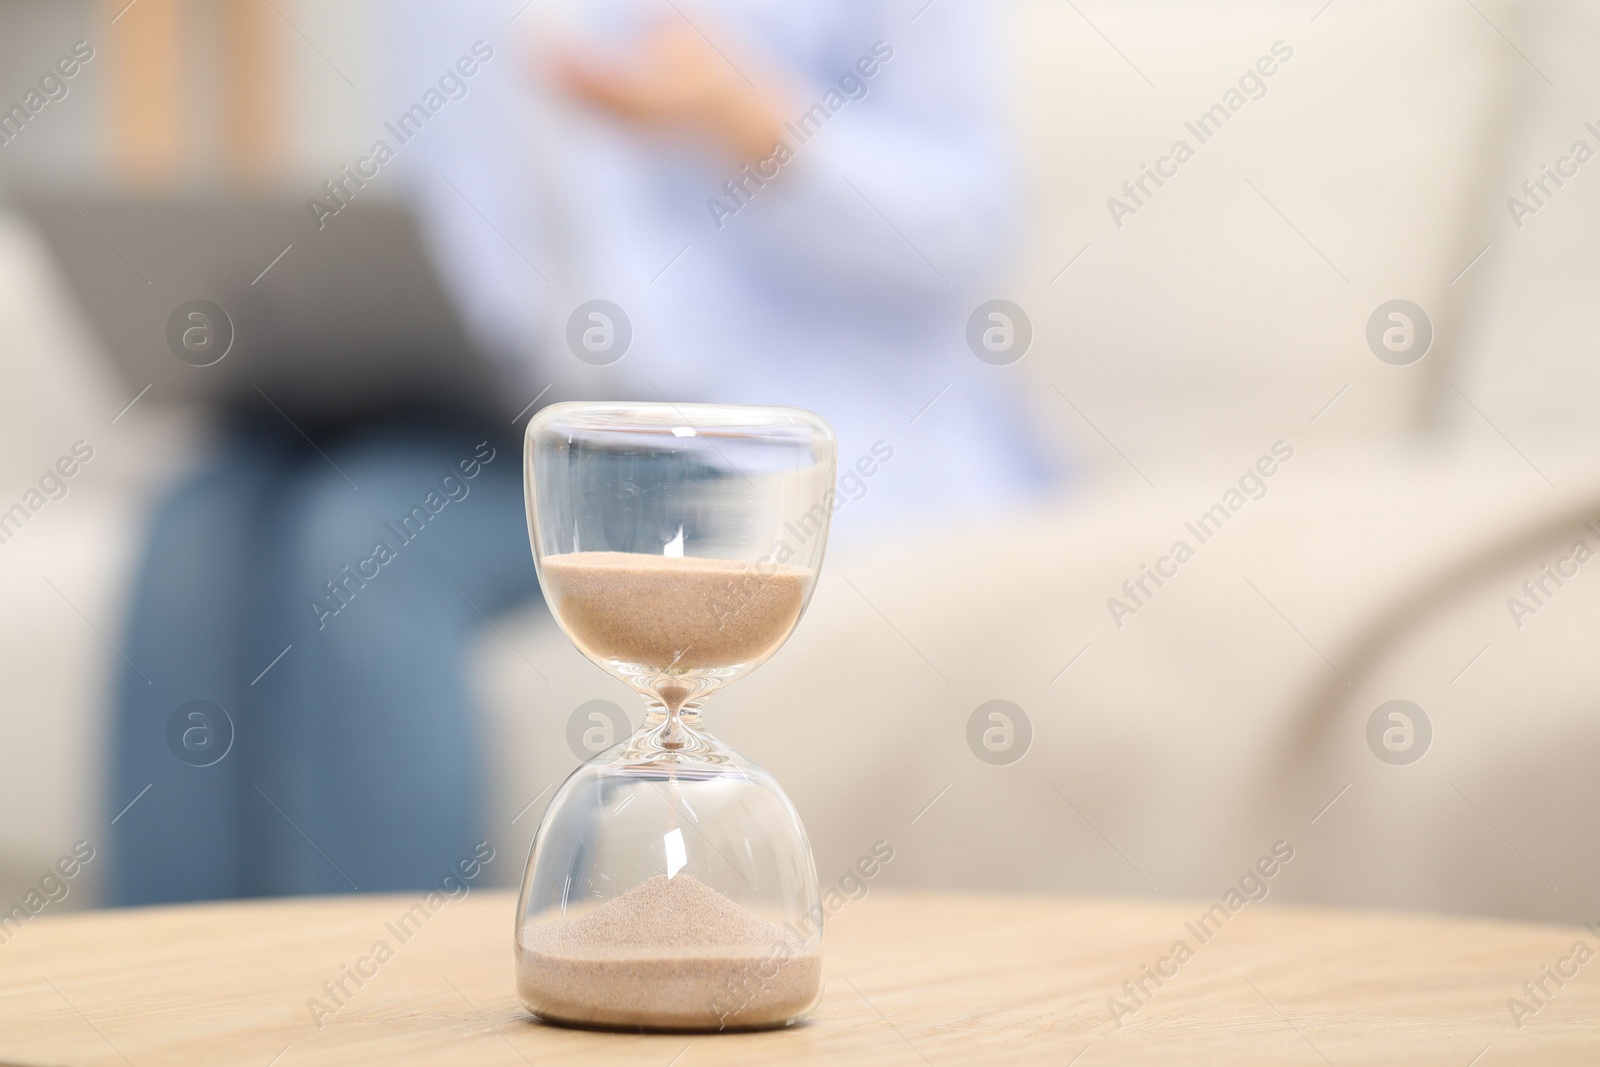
[15,191,510,425]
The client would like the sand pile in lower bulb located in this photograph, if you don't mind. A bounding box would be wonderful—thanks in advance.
[539,552,811,671]
[516,873,821,1031]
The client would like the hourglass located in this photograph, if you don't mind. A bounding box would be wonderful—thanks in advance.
[516,402,836,1031]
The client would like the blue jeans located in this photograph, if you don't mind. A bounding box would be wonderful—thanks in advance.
[108,420,539,904]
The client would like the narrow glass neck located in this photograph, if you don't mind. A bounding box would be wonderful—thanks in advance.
[643,702,704,751]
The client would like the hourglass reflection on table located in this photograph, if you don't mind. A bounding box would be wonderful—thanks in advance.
[516,402,836,1032]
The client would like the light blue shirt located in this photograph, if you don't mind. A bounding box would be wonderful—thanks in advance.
[388,0,1059,533]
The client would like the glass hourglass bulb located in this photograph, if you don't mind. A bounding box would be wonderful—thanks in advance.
[516,402,836,1032]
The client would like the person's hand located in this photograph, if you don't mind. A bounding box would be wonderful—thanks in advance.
[550,21,789,164]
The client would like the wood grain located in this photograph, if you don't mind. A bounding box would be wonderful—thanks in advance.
[0,891,1595,1065]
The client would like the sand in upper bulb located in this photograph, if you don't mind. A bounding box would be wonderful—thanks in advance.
[517,872,821,1031]
[539,552,811,671]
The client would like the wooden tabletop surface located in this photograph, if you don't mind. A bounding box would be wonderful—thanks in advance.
[0,889,1594,1065]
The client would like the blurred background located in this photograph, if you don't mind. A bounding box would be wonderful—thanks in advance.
[3,0,1600,926]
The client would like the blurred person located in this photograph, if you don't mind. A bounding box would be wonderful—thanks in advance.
[110,0,1055,903]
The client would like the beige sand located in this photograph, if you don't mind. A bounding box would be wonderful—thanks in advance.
[517,873,821,1031]
[539,552,811,671]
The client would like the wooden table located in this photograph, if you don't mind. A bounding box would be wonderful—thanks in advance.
[0,890,1594,1065]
